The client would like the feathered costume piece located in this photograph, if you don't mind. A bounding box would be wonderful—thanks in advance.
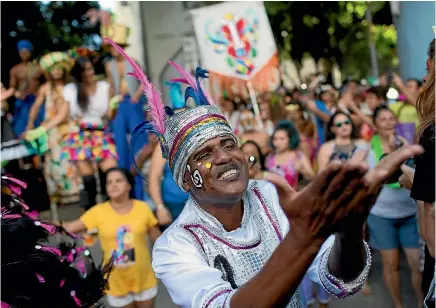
[103,38,236,191]
[1,175,112,308]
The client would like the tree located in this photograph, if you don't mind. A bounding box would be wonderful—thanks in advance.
[265,1,397,80]
[1,1,100,86]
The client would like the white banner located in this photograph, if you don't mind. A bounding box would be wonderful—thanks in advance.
[190,1,277,81]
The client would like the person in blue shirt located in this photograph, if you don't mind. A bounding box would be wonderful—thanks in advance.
[305,88,334,145]
[146,81,189,230]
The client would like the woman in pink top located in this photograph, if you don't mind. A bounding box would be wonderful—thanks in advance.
[266,120,315,190]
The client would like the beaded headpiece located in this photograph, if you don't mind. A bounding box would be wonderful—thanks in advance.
[40,51,74,73]
[104,38,237,191]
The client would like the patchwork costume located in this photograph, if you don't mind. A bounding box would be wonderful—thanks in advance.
[37,52,81,205]
[105,39,371,308]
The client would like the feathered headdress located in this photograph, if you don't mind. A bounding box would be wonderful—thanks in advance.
[103,39,236,190]
[1,175,112,308]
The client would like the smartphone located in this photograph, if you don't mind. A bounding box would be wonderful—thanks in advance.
[386,69,393,86]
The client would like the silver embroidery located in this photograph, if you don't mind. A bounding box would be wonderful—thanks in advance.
[181,181,301,307]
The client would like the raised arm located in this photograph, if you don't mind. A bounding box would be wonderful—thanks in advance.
[3,68,18,100]
[41,92,70,131]
[26,84,48,131]
[148,145,173,225]
[153,224,324,308]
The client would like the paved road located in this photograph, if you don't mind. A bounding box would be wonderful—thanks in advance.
[52,204,418,308]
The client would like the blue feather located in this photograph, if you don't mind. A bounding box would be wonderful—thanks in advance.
[131,121,168,181]
[195,68,210,106]
[184,87,203,106]
[164,106,175,117]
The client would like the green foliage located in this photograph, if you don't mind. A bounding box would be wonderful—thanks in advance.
[1,1,100,85]
[265,1,396,80]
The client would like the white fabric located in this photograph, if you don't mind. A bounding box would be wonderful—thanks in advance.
[152,180,369,308]
[62,81,110,124]
[106,286,158,307]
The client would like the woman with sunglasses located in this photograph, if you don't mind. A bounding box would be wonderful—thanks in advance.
[366,105,423,308]
[317,111,368,172]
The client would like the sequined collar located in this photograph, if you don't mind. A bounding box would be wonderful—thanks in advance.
[189,181,256,234]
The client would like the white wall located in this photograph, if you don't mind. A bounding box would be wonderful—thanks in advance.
[139,1,194,88]
[113,1,145,68]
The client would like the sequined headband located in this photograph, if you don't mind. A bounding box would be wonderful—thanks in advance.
[103,38,236,191]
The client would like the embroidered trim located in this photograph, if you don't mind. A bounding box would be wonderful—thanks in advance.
[184,224,261,250]
[319,240,372,299]
[252,185,283,242]
[203,288,233,308]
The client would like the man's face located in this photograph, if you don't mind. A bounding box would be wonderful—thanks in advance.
[406,80,420,94]
[19,49,31,62]
[184,136,249,205]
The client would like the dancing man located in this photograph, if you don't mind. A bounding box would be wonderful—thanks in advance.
[106,39,423,308]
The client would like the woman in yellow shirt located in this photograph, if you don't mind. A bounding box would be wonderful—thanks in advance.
[63,167,161,308]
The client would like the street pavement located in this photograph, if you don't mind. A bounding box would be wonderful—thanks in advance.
[52,203,418,308]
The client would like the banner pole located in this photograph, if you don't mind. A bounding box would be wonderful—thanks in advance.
[247,80,264,129]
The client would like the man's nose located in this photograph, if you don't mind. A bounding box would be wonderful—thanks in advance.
[214,148,232,165]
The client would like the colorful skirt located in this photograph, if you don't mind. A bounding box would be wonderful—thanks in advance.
[61,122,117,162]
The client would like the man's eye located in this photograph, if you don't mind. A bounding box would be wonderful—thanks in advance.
[224,143,235,150]
[198,152,210,160]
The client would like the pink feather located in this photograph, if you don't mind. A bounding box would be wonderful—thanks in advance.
[169,78,189,84]
[200,81,216,106]
[168,61,198,90]
[103,38,167,135]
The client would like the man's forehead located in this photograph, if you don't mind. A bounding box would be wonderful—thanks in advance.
[190,136,234,156]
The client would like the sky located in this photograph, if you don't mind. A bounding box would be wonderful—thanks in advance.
[98,0,117,12]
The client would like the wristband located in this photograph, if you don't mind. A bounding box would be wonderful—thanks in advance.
[156,204,165,210]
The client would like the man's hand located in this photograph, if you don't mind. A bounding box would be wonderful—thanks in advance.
[283,145,423,242]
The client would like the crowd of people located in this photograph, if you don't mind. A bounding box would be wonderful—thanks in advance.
[1,22,434,308]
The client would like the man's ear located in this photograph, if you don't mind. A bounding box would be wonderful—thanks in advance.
[183,170,191,191]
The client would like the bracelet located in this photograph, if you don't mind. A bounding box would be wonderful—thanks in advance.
[156,204,165,210]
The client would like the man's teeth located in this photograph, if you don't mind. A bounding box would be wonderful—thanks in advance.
[219,169,237,180]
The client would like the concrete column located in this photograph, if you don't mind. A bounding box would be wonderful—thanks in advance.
[113,1,146,68]
[393,1,435,80]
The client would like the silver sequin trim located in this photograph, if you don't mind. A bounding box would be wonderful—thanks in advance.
[318,240,372,298]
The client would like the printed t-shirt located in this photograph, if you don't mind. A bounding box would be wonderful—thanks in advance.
[81,200,158,297]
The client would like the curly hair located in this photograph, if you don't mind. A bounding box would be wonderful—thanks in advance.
[271,120,300,150]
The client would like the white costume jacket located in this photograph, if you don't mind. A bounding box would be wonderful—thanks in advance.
[153,180,371,307]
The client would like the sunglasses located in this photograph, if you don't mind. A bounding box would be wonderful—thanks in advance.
[334,119,351,127]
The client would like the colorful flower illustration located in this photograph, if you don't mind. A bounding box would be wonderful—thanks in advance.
[205,10,259,76]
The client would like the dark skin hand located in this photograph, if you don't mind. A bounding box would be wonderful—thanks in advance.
[182,135,423,307]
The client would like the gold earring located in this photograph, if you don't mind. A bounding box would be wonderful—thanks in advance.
[205,162,212,169]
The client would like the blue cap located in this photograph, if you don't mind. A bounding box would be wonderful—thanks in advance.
[17,40,33,52]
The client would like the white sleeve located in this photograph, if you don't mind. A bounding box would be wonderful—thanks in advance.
[62,83,78,119]
[309,238,371,299]
[152,228,235,308]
